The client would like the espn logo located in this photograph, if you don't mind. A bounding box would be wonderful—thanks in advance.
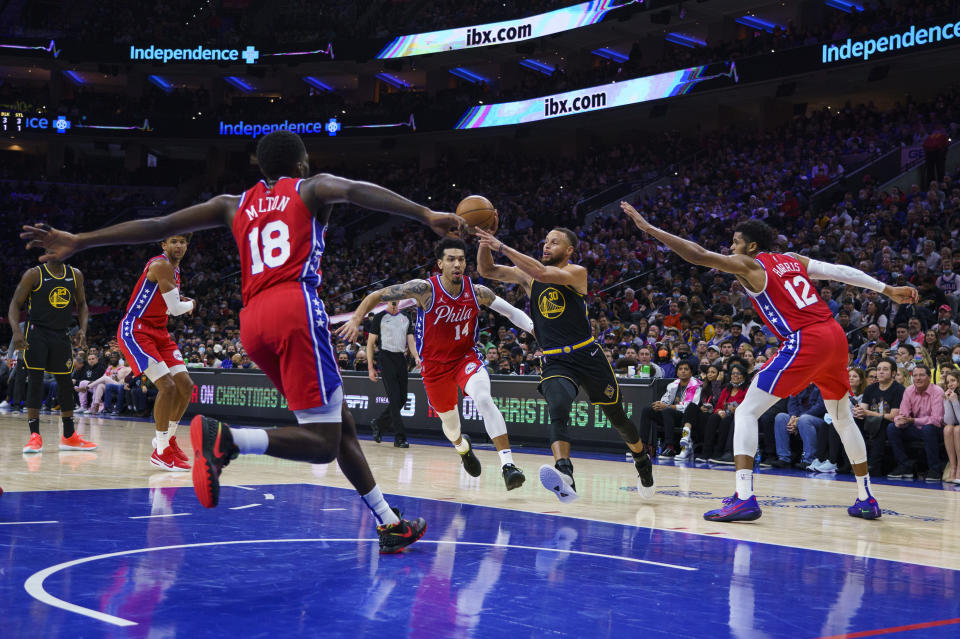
[345,394,369,410]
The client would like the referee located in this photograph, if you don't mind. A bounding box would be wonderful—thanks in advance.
[367,300,419,448]
[9,251,97,453]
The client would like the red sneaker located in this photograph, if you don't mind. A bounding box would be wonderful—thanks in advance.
[168,436,190,464]
[60,432,98,451]
[151,446,190,472]
[23,433,43,454]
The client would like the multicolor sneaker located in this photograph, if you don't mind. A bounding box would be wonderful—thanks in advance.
[22,432,43,454]
[376,507,427,554]
[539,462,579,503]
[190,415,239,508]
[60,432,98,451]
[703,494,762,522]
[847,496,882,520]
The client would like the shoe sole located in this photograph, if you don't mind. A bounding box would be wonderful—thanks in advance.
[849,510,882,520]
[380,520,428,554]
[22,447,42,454]
[150,456,190,472]
[704,509,763,522]
[60,443,97,451]
[539,465,579,503]
[191,415,220,507]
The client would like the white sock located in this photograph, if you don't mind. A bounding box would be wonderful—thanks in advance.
[735,469,754,499]
[454,438,470,454]
[155,429,170,453]
[497,448,514,467]
[361,486,400,527]
[231,427,269,455]
[168,421,178,439]
[856,473,872,501]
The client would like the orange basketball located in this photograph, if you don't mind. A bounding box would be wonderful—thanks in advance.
[456,195,497,231]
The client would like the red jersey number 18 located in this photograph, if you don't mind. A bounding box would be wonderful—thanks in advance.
[248,220,291,275]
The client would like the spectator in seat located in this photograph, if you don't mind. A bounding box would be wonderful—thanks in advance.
[942,371,960,484]
[887,365,945,481]
[484,346,499,374]
[639,360,701,459]
[699,365,748,464]
[937,315,959,349]
[854,357,905,475]
[770,384,825,469]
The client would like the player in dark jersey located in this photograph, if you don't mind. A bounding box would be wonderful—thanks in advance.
[338,238,533,490]
[8,248,97,453]
[21,130,464,553]
[621,202,918,522]
[473,226,655,503]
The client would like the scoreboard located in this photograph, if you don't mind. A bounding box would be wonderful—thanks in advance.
[0,111,71,134]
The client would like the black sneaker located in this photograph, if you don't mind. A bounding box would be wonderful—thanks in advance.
[377,507,427,554]
[502,463,525,490]
[886,463,913,479]
[190,415,239,508]
[658,445,677,458]
[371,425,382,443]
[394,436,409,448]
[633,451,655,499]
[710,453,735,465]
[769,458,791,469]
[457,434,481,477]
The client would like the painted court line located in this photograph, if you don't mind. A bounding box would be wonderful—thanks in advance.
[24,538,696,626]
[815,616,960,639]
[128,513,191,520]
[0,520,59,525]
[230,485,255,491]
[228,504,262,510]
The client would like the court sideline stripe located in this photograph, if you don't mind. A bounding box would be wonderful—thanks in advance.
[815,617,960,639]
[0,520,59,525]
[24,537,696,626]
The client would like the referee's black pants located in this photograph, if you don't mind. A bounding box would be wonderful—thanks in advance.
[379,351,409,437]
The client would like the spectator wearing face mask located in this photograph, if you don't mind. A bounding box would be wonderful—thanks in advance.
[698,365,748,464]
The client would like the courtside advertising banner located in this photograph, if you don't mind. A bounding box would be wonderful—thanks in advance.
[376,0,636,59]
[455,63,734,129]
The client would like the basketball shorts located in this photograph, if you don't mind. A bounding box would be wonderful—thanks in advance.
[117,317,185,381]
[240,282,342,412]
[538,340,620,405]
[755,320,851,400]
[421,351,486,413]
[23,324,73,374]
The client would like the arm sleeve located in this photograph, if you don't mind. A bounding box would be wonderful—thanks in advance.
[805,259,886,293]
[488,296,534,334]
[161,288,194,316]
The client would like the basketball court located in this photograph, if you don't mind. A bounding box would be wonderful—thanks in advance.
[3,411,959,638]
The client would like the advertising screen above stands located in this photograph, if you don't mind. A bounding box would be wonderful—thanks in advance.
[375,0,637,59]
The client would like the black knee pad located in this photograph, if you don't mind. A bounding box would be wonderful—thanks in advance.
[542,378,578,444]
[54,374,75,411]
[26,368,44,409]
[601,402,640,445]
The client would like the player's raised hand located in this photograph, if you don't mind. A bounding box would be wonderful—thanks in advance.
[426,211,466,238]
[21,223,81,263]
[335,315,363,343]
[472,227,501,252]
[885,285,919,305]
[620,201,653,232]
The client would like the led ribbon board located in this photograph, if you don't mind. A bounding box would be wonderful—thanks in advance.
[377,0,637,59]
[455,64,734,129]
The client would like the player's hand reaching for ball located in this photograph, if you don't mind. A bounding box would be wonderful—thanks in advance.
[426,211,466,238]
[21,223,81,263]
[620,201,653,232]
[472,227,502,253]
[336,315,363,343]
[885,285,919,305]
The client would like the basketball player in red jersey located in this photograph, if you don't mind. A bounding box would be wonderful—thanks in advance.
[621,202,918,522]
[338,238,532,490]
[117,234,195,471]
[22,130,464,553]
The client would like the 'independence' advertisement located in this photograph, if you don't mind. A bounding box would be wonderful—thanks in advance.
[377,0,638,59]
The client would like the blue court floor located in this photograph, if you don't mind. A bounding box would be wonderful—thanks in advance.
[1,483,958,639]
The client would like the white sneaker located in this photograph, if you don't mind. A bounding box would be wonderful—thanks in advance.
[539,464,579,503]
[815,460,838,473]
[679,428,692,449]
[675,446,692,461]
[0,400,10,409]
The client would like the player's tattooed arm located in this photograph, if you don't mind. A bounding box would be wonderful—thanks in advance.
[474,284,497,307]
[336,279,433,343]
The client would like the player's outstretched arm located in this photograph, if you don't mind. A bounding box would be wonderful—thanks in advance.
[620,201,757,276]
[21,196,235,263]
[336,279,432,342]
[474,228,584,293]
[305,174,464,238]
[787,253,919,305]
[475,285,534,334]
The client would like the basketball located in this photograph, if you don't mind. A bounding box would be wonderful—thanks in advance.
[456,195,497,231]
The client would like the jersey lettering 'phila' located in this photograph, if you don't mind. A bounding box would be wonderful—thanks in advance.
[465,23,533,46]
[543,91,607,117]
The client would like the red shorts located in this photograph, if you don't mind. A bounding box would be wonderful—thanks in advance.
[240,282,342,412]
[117,318,184,377]
[755,320,851,400]
[421,351,486,413]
